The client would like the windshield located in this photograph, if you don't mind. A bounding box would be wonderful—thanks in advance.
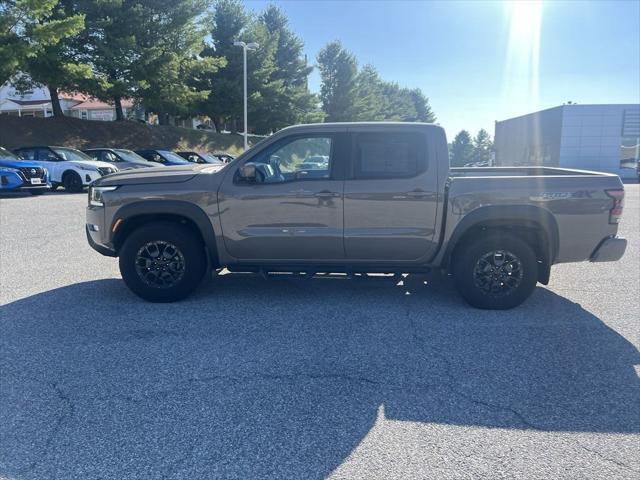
[158,150,190,164]
[0,147,21,160]
[202,154,224,164]
[52,147,93,162]
[114,149,153,164]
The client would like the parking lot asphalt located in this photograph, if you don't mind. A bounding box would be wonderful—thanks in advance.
[1,186,639,480]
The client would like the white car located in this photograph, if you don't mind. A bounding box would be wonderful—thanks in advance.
[14,146,118,193]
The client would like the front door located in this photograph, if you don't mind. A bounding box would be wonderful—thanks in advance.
[219,133,348,261]
[343,128,439,262]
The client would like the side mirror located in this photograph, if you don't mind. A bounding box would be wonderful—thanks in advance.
[239,163,257,181]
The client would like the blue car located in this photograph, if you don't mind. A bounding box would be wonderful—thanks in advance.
[0,147,51,195]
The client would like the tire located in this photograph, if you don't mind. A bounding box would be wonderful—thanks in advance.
[118,222,206,302]
[453,232,538,310]
[62,171,83,193]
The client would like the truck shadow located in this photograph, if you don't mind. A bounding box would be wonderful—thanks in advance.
[1,274,638,478]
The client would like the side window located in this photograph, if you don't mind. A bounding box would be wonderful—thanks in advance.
[37,148,59,161]
[245,136,333,184]
[104,152,118,162]
[353,132,425,179]
[18,149,36,160]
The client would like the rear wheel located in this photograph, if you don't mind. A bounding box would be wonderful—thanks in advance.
[62,171,83,193]
[119,222,206,302]
[453,233,538,309]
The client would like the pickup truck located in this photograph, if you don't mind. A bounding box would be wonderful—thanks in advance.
[86,122,627,309]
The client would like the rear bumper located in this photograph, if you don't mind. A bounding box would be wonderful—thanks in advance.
[590,236,627,262]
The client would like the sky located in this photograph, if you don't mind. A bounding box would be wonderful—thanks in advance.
[245,0,640,140]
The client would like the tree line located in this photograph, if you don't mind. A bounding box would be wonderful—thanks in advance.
[0,0,436,134]
[449,129,494,167]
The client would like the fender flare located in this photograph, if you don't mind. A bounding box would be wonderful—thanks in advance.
[111,200,218,261]
[443,204,559,267]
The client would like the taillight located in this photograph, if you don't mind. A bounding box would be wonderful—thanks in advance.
[605,189,624,224]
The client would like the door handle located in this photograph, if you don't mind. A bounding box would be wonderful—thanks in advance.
[406,189,429,198]
[314,190,340,198]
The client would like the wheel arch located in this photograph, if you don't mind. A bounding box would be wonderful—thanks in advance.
[443,205,559,284]
[62,168,81,179]
[111,200,219,266]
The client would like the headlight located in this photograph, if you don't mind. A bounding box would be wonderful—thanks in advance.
[0,167,19,174]
[89,185,118,207]
[78,164,98,172]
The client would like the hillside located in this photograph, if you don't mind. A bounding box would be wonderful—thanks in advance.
[0,116,261,155]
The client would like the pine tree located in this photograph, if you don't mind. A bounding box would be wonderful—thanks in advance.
[0,0,85,90]
[255,4,322,131]
[350,64,386,121]
[472,128,493,165]
[3,0,88,117]
[316,41,357,122]
[450,130,474,167]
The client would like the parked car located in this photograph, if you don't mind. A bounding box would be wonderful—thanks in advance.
[0,147,50,195]
[86,122,627,309]
[212,152,235,163]
[134,149,191,166]
[83,148,157,170]
[14,146,118,193]
[177,151,225,165]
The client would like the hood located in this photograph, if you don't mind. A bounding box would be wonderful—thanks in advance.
[93,163,222,187]
[69,159,116,170]
[0,159,42,169]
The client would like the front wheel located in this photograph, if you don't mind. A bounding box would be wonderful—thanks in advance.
[62,171,83,193]
[453,233,538,309]
[119,222,206,302]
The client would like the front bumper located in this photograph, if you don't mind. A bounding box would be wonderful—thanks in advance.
[86,205,116,257]
[590,236,627,262]
[1,170,50,192]
[86,224,117,257]
[82,170,105,186]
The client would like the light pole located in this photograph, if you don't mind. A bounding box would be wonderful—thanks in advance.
[233,41,259,151]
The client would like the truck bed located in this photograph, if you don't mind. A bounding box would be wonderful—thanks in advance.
[442,166,624,265]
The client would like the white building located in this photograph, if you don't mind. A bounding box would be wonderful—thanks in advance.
[495,104,640,179]
[0,82,136,120]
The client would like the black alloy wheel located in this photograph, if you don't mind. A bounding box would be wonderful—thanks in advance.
[134,241,186,288]
[453,233,538,309]
[119,222,206,302]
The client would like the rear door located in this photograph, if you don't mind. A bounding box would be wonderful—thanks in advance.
[343,126,439,261]
[218,132,348,261]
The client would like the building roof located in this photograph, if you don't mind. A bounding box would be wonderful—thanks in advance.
[7,99,51,106]
[69,98,134,110]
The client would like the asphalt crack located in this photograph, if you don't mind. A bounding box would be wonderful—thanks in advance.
[17,381,75,476]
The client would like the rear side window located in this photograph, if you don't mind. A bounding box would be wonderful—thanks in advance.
[352,132,426,179]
